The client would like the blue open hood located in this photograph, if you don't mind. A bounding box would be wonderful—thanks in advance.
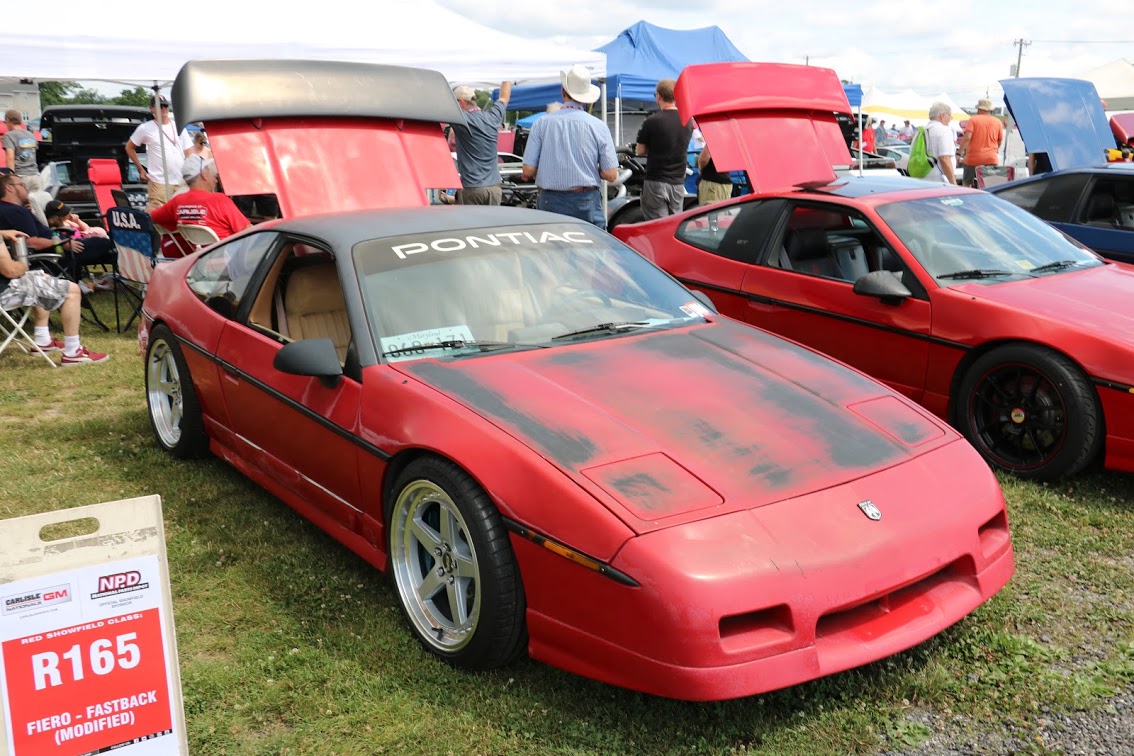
[1000,78,1114,171]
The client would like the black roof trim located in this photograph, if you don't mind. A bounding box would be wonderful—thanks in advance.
[171,59,464,126]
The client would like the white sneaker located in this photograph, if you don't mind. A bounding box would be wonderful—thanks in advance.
[79,281,93,295]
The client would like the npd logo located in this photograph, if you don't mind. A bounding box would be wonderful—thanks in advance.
[92,570,149,599]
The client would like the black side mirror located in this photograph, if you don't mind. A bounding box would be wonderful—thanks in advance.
[853,270,912,306]
[274,338,343,386]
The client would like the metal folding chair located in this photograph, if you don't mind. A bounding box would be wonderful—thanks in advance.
[0,253,65,368]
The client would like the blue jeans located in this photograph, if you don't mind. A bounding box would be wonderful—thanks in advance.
[537,188,605,230]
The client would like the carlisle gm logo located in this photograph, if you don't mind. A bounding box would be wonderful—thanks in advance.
[2,584,72,615]
[857,500,882,521]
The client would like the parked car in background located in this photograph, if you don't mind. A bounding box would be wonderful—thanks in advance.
[615,61,1134,482]
[989,164,1134,263]
[38,105,150,224]
[140,58,1014,701]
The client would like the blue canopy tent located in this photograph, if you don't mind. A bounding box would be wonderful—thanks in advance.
[499,21,749,141]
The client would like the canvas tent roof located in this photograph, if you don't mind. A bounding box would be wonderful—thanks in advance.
[1078,58,1134,111]
[503,21,748,111]
[860,86,968,125]
[1,0,604,85]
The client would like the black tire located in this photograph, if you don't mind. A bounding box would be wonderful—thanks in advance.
[387,457,526,670]
[144,324,209,458]
[609,202,645,229]
[954,344,1101,481]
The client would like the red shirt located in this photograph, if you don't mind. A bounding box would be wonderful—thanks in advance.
[150,190,250,240]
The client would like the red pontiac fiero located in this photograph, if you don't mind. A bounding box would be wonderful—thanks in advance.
[616,62,1134,482]
[139,60,1013,701]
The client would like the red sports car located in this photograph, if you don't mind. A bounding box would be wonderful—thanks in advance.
[616,62,1134,482]
[139,60,1013,701]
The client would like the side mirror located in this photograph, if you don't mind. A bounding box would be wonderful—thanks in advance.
[274,338,343,385]
[853,270,912,305]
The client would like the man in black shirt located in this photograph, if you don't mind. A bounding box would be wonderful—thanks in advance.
[635,79,694,220]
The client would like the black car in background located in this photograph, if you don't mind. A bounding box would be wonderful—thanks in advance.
[38,105,150,225]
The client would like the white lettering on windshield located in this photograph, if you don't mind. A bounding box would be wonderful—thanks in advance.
[392,230,595,259]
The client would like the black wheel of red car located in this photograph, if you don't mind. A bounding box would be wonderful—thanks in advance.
[145,324,208,459]
[955,345,1100,481]
[387,457,526,670]
[608,202,644,230]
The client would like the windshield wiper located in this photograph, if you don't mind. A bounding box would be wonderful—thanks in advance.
[382,339,544,357]
[937,268,1022,280]
[1029,259,1088,274]
[551,321,651,341]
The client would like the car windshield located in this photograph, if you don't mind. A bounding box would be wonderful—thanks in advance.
[353,222,712,362]
[876,192,1103,284]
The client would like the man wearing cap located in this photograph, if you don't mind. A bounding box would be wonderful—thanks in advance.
[125,95,191,211]
[959,98,1004,188]
[634,78,693,220]
[450,82,512,205]
[150,155,250,241]
[898,120,915,143]
[521,64,618,229]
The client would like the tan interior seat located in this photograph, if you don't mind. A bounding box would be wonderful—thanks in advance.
[284,264,350,362]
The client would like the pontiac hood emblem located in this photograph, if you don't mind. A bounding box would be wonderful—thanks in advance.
[857,500,882,520]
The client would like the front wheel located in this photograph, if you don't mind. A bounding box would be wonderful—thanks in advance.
[954,344,1101,481]
[145,324,208,458]
[387,457,526,670]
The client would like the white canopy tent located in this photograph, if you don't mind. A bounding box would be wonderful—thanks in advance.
[1,0,605,86]
[1079,59,1134,111]
[860,86,968,127]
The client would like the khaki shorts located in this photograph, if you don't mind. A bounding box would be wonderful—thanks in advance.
[146,180,187,211]
[698,180,733,206]
[456,185,503,205]
[0,271,71,311]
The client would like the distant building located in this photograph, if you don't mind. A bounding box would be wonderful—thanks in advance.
[0,77,43,128]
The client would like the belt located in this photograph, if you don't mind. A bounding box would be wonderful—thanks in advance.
[543,186,599,193]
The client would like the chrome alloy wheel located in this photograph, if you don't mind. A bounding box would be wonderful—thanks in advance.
[147,337,183,449]
[390,478,482,653]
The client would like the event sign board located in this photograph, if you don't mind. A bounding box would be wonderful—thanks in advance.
[0,496,187,755]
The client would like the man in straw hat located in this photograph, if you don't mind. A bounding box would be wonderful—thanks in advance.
[521,64,618,229]
[958,98,1004,188]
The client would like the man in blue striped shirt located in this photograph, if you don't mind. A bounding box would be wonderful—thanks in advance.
[521,65,618,229]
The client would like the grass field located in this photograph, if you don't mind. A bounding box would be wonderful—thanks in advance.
[2,294,1133,755]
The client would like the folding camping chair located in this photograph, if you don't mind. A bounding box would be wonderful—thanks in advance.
[0,252,65,368]
[105,206,163,333]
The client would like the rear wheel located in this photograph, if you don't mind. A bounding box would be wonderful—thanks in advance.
[145,324,208,458]
[954,344,1100,481]
[608,202,645,230]
[387,457,526,669]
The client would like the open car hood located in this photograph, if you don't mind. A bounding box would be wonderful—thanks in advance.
[674,62,853,193]
[1000,77,1114,171]
[171,59,462,218]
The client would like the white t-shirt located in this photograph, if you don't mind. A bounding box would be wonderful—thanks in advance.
[129,119,191,184]
[924,120,957,185]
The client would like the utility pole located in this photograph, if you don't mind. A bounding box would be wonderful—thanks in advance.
[1013,39,1031,77]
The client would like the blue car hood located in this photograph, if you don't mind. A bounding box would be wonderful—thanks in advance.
[1000,78,1114,171]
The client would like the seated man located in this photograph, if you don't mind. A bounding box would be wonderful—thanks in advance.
[150,155,251,240]
[0,174,117,273]
[0,229,108,365]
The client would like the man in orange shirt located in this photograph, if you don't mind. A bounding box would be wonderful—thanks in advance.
[959,98,1004,187]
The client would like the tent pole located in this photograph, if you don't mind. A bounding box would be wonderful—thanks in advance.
[601,80,609,223]
[152,83,171,202]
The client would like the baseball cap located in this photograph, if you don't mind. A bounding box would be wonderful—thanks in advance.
[45,199,71,218]
[182,155,215,183]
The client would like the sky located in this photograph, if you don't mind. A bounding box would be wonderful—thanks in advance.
[441,0,1133,108]
[74,0,1131,110]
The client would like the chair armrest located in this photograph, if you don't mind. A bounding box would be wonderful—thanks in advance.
[27,253,63,264]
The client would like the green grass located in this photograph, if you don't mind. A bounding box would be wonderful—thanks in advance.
[2,293,1133,754]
